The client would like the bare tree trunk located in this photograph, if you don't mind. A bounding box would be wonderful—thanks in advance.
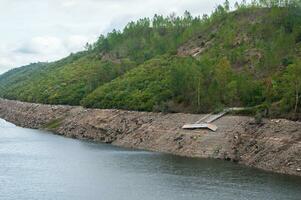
[295,88,299,114]
[197,78,200,107]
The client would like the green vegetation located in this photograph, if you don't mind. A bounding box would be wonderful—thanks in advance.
[0,0,301,119]
[43,118,64,130]
[81,56,263,113]
[0,53,136,105]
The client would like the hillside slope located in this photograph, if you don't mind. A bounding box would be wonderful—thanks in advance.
[0,51,137,105]
[0,1,301,119]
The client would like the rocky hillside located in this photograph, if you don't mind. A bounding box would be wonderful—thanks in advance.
[0,1,301,119]
[0,98,301,176]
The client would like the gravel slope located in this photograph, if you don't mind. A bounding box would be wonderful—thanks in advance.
[0,98,300,176]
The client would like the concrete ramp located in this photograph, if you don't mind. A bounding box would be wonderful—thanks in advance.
[204,112,227,123]
[182,123,218,131]
[182,111,228,132]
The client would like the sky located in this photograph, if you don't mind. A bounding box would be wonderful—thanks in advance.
[0,0,241,74]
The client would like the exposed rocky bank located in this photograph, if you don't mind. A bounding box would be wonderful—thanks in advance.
[0,98,300,176]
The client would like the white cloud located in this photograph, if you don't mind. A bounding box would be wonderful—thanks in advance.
[15,36,64,55]
[0,34,95,74]
[0,57,14,72]
[61,0,79,7]
[64,35,93,51]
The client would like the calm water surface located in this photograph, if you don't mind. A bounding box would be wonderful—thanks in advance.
[0,118,301,200]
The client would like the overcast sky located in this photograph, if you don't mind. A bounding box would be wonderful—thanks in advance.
[0,0,241,74]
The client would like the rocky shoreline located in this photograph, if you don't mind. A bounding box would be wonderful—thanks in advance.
[0,98,301,176]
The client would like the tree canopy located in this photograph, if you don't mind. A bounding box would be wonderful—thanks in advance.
[0,0,301,119]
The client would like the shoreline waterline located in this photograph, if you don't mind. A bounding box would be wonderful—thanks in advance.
[0,98,301,177]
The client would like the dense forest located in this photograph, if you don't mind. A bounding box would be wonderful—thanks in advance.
[0,0,301,120]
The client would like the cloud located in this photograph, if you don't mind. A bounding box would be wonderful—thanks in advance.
[64,35,92,51]
[15,36,63,55]
[0,57,14,72]
[61,0,79,7]
[0,34,95,74]
[14,35,94,56]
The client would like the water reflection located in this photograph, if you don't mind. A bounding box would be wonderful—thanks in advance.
[0,119,301,200]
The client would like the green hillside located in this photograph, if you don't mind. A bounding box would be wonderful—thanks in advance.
[1,0,301,119]
[0,52,136,105]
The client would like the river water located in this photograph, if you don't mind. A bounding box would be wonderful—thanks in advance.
[0,119,301,200]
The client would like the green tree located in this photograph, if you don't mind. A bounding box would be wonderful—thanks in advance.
[224,0,230,11]
[214,57,234,104]
[282,60,301,113]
